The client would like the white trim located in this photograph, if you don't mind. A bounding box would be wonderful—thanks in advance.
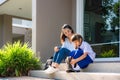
[95,58,120,62]
[76,0,84,37]
[91,41,120,46]
[32,0,36,52]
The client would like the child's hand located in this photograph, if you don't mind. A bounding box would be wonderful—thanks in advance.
[70,59,77,65]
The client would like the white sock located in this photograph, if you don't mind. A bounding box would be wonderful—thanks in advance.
[72,64,81,70]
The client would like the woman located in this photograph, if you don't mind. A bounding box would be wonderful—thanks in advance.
[45,24,75,74]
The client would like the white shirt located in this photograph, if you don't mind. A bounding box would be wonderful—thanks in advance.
[80,41,96,61]
[61,38,75,51]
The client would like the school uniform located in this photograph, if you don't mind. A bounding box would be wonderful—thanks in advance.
[69,41,96,69]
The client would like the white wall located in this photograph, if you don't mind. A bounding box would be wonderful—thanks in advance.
[32,0,72,62]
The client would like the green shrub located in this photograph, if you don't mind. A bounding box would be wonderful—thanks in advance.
[0,41,42,77]
[0,49,6,77]
[100,49,116,58]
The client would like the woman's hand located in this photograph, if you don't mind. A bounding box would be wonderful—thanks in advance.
[54,46,59,52]
[70,59,78,65]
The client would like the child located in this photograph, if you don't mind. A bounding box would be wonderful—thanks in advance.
[66,34,96,72]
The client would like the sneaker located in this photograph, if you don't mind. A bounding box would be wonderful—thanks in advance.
[44,66,59,74]
[72,64,81,71]
[66,64,81,73]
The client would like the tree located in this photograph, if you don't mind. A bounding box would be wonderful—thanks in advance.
[102,0,119,30]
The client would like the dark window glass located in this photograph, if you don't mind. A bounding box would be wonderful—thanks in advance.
[84,0,119,58]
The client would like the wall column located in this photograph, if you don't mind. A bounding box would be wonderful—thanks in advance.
[32,0,72,62]
[0,15,3,47]
[0,14,12,48]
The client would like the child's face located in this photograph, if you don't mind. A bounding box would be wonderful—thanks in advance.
[73,39,82,49]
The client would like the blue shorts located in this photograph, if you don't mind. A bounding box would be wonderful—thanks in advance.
[69,48,93,69]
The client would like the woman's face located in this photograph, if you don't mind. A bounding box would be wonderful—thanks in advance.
[62,28,73,38]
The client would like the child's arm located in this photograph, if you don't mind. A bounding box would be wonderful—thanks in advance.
[70,52,88,65]
[76,52,88,61]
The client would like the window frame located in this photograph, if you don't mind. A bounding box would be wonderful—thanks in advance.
[76,0,120,62]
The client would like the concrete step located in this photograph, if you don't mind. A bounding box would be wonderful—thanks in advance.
[0,76,51,80]
[29,62,120,80]
[29,70,120,80]
[59,62,120,73]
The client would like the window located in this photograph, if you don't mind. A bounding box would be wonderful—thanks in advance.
[84,0,120,60]
[12,18,32,28]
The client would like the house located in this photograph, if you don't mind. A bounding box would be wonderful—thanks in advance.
[32,0,120,62]
[0,0,120,79]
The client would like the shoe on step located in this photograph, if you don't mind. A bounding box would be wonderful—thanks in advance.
[44,66,59,74]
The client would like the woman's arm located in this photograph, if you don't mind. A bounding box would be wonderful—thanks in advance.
[54,46,59,52]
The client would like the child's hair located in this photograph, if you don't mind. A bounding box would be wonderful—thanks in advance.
[60,24,74,43]
[71,34,83,42]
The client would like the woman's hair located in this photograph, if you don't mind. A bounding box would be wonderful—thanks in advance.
[71,34,83,42]
[60,24,74,43]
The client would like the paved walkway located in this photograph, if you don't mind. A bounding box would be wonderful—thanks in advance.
[0,76,53,80]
